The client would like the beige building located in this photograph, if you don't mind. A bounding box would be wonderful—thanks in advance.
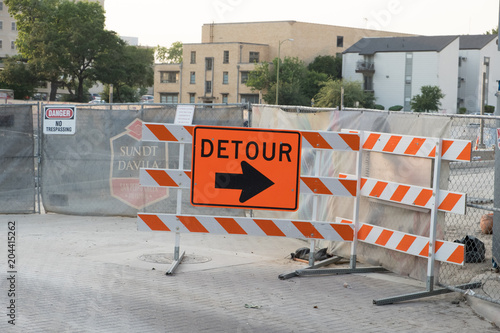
[155,21,412,104]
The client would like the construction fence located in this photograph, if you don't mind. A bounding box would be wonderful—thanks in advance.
[0,102,498,305]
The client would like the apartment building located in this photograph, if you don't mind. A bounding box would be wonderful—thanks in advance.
[342,34,499,113]
[155,21,412,104]
[458,34,499,113]
[0,1,20,58]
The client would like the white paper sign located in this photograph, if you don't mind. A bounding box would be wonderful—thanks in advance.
[174,105,195,125]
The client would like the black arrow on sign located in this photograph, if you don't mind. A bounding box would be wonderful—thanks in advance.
[215,161,275,203]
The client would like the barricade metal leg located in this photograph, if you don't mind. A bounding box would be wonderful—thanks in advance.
[278,260,387,280]
[166,232,185,275]
[373,282,482,306]
[166,142,186,275]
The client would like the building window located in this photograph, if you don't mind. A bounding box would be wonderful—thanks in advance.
[0,40,2,49]
[205,81,212,94]
[241,71,249,84]
[223,72,228,84]
[11,22,16,31]
[0,21,3,30]
[160,93,178,104]
[249,52,259,63]
[363,75,373,91]
[190,51,196,64]
[240,94,259,104]
[10,41,15,50]
[205,57,213,70]
[221,94,228,104]
[223,50,229,64]
[337,36,344,47]
[189,93,196,104]
[0,2,3,11]
[160,71,179,83]
[190,72,195,84]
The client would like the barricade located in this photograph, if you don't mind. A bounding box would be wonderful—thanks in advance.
[138,122,362,274]
[136,123,478,304]
[345,130,476,304]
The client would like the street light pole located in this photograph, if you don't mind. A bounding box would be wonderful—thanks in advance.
[275,38,293,105]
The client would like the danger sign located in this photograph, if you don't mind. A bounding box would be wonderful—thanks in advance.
[43,105,76,135]
[191,126,301,211]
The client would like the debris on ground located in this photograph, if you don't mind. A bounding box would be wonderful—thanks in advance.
[290,247,332,261]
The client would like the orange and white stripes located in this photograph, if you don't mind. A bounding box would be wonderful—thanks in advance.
[142,122,362,152]
[139,213,354,242]
[140,168,192,189]
[339,174,466,214]
[337,218,464,265]
[142,123,194,143]
[359,131,472,162]
[140,168,358,197]
[300,130,359,151]
[300,176,357,197]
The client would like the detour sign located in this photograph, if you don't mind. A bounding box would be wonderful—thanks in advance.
[191,126,301,211]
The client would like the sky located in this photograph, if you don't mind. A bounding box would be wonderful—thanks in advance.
[104,0,500,47]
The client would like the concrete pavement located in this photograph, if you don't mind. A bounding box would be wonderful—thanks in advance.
[1,214,499,332]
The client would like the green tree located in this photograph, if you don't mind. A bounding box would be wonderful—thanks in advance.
[314,79,375,108]
[96,45,154,103]
[307,55,342,80]
[56,1,122,102]
[6,0,125,102]
[485,27,498,35]
[6,0,64,100]
[302,70,328,101]
[246,56,316,105]
[0,56,41,99]
[410,85,445,112]
[156,41,183,63]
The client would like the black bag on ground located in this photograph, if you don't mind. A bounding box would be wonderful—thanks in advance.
[454,235,485,263]
[291,247,331,261]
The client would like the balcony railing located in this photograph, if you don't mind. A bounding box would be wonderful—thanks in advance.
[356,61,375,73]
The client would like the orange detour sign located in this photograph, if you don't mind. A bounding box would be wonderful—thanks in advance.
[191,126,301,211]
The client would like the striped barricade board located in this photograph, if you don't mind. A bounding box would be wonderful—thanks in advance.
[300,130,359,151]
[140,168,358,198]
[337,218,464,265]
[138,214,354,242]
[142,123,194,143]
[345,130,472,162]
[339,174,466,215]
[141,123,361,152]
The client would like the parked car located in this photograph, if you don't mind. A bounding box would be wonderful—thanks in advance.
[89,98,105,104]
[140,95,154,103]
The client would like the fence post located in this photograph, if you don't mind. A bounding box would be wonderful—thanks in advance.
[493,91,500,269]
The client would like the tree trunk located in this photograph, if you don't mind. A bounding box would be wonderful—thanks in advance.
[77,79,84,102]
[49,81,59,101]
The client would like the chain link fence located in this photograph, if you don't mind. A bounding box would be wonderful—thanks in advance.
[440,114,500,305]
[0,103,40,213]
